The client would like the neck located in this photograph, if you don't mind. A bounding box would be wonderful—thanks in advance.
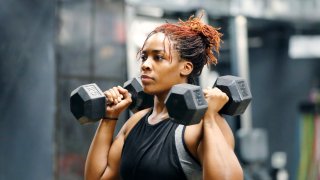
[148,79,188,124]
[148,93,170,125]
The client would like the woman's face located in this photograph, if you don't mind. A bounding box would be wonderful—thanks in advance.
[139,32,192,96]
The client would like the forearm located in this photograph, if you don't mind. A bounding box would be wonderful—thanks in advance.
[85,119,117,180]
[202,113,243,180]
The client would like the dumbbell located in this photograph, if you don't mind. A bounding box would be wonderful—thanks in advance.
[70,77,153,125]
[165,75,252,125]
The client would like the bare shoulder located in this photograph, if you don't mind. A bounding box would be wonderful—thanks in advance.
[184,121,204,162]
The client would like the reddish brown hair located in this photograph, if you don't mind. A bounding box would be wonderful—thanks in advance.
[139,14,222,84]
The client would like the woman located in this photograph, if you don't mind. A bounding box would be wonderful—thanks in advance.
[84,15,243,180]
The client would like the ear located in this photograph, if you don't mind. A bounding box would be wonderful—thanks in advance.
[180,61,193,76]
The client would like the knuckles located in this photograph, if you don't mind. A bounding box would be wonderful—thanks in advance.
[103,87,132,105]
[204,88,229,103]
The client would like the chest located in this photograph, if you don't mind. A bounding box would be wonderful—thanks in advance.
[120,119,186,180]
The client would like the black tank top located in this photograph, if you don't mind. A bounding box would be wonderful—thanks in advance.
[120,111,187,180]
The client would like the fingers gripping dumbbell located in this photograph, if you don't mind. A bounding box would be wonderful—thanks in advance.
[165,75,252,125]
[70,77,153,125]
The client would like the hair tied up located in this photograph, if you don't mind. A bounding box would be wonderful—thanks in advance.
[178,14,222,65]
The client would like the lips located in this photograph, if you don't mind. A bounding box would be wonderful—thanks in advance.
[141,75,152,79]
[140,75,154,83]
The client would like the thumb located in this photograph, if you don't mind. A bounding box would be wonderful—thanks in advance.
[117,86,131,100]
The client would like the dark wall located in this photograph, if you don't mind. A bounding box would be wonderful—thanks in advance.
[248,22,320,179]
[54,1,127,179]
[0,1,55,180]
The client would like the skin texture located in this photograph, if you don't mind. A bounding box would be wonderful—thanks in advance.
[84,32,243,180]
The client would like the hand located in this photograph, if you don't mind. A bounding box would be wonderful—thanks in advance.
[104,86,132,118]
[203,87,229,116]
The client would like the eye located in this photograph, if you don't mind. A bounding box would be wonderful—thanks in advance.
[155,55,164,61]
[140,54,147,61]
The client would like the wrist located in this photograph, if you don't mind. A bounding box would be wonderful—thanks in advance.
[203,113,220,126]
[203,111,220,119]
[103,111,120,120]
[102,114,119,120]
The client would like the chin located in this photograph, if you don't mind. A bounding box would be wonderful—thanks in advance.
[143,90,154,96]
[143,86,163,95]
[142,87,154,95]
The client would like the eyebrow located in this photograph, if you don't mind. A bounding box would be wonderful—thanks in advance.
[141,50,165,54]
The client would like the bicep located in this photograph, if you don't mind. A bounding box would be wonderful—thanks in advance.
[196,116,243,179]
[196,116,235,164]
[100,127,126,179]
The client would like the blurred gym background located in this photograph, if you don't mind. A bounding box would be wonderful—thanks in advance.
[0,0,320,179]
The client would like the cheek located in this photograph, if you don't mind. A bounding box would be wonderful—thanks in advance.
[159,67,178,79]
[159,69,180,85]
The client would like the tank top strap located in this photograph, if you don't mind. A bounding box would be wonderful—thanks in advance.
[175,125,202,180]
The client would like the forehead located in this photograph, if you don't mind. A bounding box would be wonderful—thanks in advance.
[142,32,170,51]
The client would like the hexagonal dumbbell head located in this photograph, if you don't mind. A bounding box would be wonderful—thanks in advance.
[123,77,153,113]
[165,84,208,125]
[70,83,105,125]
[214,75,252,116]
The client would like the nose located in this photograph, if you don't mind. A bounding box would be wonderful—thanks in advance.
[141,58,152,72]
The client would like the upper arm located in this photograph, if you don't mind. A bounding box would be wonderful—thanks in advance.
[196,116,236,157]
[196,116,242,179]
[185,116,235,165]
[99,122,126,180]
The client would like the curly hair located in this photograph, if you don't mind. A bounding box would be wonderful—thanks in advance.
[139,14,223,84]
